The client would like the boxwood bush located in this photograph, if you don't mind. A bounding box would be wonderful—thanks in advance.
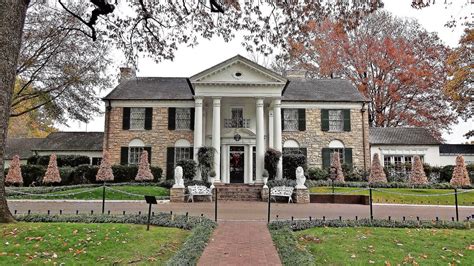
[282,154,307,180]
[176,159,197,180]
[5,164,162,186]
[27,155,91,167]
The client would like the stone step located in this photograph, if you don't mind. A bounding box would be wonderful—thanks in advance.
[212,184,264,201]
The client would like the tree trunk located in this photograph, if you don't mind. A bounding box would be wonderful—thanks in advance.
[0,0,30,223]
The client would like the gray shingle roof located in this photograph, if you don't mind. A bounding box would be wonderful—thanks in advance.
[5,138,43,159]
[369,128,440,145]
[34,132,104,151]
[440,144,474,155]
[104,77,367,102]
[103,77,193,100]
[282,79,368,102]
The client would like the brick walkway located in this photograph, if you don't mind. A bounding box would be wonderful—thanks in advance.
[198,221,281,266]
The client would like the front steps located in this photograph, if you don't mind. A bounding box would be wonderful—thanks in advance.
[214,184,263,201]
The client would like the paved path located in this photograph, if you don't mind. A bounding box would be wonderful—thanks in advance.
[7,200,473,221]
[198,221,281,266]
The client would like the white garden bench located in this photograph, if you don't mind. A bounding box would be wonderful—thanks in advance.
[270,186,294,203]
[187,185,213,202]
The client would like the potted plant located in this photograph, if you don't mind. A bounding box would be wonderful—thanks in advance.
[209,170,216,184]
[262,169,269,188]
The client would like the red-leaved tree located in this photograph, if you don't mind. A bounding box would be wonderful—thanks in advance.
[450,155,471,187]
[289,11,455,139]
[330,152,345,183]
[5,155,23,186]
[408,155,428,185]
[368,153,387,184]
[42,153,61,185]
[135,150,153,182]
[96,150,114,182]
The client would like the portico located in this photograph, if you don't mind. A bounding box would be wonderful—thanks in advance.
[190,56,287,184]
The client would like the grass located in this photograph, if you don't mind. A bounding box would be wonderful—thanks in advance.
[310,187,474,206]
[297,227,474,265]
[0,222,189,265]
[7,185,169,200]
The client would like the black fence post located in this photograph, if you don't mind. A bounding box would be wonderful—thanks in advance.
[214,188,218,222]
[454,188,459,222]
[102,182,106,214]
[369,187,373,220]
[147,202,152,231]
[267,187,271,224]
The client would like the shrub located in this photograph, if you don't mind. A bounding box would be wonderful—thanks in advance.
[58,167,75,185]
[177,159,197,180]
[28,155,91,167]
[197,146,215,180]
[97,151,114,182]
[440,165,454,182]
[409,155,428,185]
[70,164,99,184]
[135,150,153,182]
[5,155,23,186]
[42,154,61,185]
[450,155,471,186]
[307,167,328,180]
[343,165,368,182]
[264,148,282,180]
[19,165,45,186]
[283,153,306,180]
[330,152,344,182]
[368,153,387,184]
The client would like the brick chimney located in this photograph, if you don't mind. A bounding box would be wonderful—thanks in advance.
[285,69,307,80]
[119,67,136,83]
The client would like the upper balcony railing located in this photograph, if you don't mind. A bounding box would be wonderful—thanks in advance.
[224,118,251,128]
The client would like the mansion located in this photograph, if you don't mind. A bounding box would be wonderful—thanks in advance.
[102,55,370,184]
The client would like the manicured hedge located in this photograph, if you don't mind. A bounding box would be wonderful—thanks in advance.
[269,218,473,231]
[27,155,91,167]
[176,159,197,180]
[4,165,163,186]
[15,213,217,265]
[283,154,307,180]
[267,178,473,189]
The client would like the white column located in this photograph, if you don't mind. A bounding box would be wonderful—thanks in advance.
[212,98,221,182]
[193,97,203,180]
[268,110,274,148]
[255,98,265,183]
[273,98,283,180]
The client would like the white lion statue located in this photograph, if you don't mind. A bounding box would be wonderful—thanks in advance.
[295,166,307,189]
[172,166,184,188]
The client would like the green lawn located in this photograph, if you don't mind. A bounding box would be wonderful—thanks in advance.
[0,222,189,265]
[297,227,474,265]
[310,187,474,206]
[7,185,169,200]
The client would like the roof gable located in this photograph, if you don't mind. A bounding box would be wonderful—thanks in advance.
[190,55,287,84]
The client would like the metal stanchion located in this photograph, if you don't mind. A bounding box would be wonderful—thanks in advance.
[454,188,459,222]
[214,188,218,222]
[369,187,373,220]
[102,182,106,214]
[267,187,271,224]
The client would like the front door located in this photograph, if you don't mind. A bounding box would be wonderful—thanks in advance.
[229,146,245,183]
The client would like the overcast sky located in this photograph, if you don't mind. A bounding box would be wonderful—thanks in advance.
[60,0,473,144]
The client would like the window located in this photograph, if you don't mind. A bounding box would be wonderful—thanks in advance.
[175,147,191,163]
[129,147,144,165]
[92,157,102,165]
[383,155,424,173]
[175,108,191,130]
[130,108,146,129]
[330,148,345,163]
[283,109,299,131]
[328,110,344,132]
[232,108,243,127]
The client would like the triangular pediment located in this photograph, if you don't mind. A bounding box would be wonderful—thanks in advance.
[190,55,287,85]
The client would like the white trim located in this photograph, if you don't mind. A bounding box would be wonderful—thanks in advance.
[329,140,345,148]
[129,139,145,147]
[175,139,191,147]
[110,100,194,108]
[281,102,363,109]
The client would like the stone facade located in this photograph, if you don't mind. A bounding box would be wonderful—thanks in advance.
[282,108,370,170]
[104,106,194,175]
[293,188,310,203]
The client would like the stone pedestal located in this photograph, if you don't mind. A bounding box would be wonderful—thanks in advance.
[261,187,269,202]
[170,187,185,202]
[293,188,310,204]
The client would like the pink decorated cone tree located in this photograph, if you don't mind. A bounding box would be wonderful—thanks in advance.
[450,155,471,187]
[330,152,345,183]
[368,153,387,184]
[42,154,61,185]
[96,150,114,182]
[5,155,23,186]
[135,150,154,182]
[408,155,428,185]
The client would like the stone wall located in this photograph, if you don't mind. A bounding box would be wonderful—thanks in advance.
[104,107,194,175]
[282,108,370,170]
